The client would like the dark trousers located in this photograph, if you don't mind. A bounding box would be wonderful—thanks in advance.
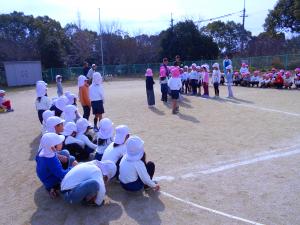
[203,82,209,96]
[38,110,45,124]
[213,82,219,96]
[146,89,155,106]
[120,161,155,192]
[191,79,198,95]
[82,106,90,120]
[64,143,89,161]
[161,83,168,102]
[184,80,189,94]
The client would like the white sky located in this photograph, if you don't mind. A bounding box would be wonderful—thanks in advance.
[1,0,278,36]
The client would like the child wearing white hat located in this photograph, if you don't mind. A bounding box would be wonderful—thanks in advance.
[211,63,221,97]
[36,133,77,198]
[62,105,80,124]
[61,160,116,206]
[89,72,105,131]
[50,96,68,117]
[225,65,234,98]
[95,118,114,161]
[35,82,52,123]
[0,89,13,112]
[75,118,97,156]
[119,136,159,192]
[41,110,54,134]
[56,75,63,97]
[62,122,89,161]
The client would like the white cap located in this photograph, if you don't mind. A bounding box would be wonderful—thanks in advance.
[97,118,114,139]
[212,63,219,69]
[61,122,77,136]
[46,116,65,133]
[191,63,197,67]
[93,72,102,85]
[66,93,77,105]
[76,118,91,135]
[42,110,55,123]
[114,125,129,145]
[124,135,144,161]
[0,90,5,94]
[78,75,88,88]
[40,133,65,149]
[92,64,96,67]
[55,96,68,111]
[94,160,117,180]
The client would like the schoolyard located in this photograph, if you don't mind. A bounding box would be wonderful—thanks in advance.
[1,79,300,225]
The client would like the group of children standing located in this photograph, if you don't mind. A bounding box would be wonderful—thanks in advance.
[35,72,159,207]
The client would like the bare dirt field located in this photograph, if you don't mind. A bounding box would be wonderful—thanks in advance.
[1,79,300,225]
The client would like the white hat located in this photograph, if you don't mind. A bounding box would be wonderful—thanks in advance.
[76,118,91,135]
[63,105,77,122]
[114,125,129,145]
[36,80,48,86]
[78,75,88,88]
[124,135,144,161]
[212,63,219,69]
[46,116,65,133]
[202,64,210,72]
[42,110,55,123]
[61,122,77,136]
[191,63,197,67]
[56,75,62,81]
[64,91,71,97]
[66,93,77,105]
[36,82,47,97]
[40,133,65,149]
[93,72,102,85]
[226,65,233,70]
[0,90,5,94]
[97,118,114,139]
[92,64,96,67]
[55,96,68,111]
[94,160,117,180]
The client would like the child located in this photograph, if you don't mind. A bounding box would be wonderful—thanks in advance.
[196,66,202,96]
[250,71,260,87]
[78,75,91,120]
[56,75,63,97]
[42,110,54,134]
[46,116,65,134]
[95,118,114,161]
[36,133,76,198]
[65,92,77,106]
[189,63,199,95]
[0,90,13,112]
[62,105,80,123]
[295,68,300,89]
[35,82,52,123]
[168,67,182,114]
[283,71,293,89]
[202,64,210,97]
[159,65,168,102]
[211,63,221,97]
[89,72,105,131]
[233,72,241,86]
[76,118,97,156]
[274,72,284,89]
[225,65,234,98]
[119,135,160,192]
[50,96,68,117]
[62,122,89,161]
[145,68,155,107]
[183,66,189,94]
[240,63,249,75]
[61,160,116,206]
[102,125,130,177]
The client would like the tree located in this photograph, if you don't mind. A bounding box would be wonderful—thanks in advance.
[159,20,219,61]
[264,0,300,33]
[201,20,252,55]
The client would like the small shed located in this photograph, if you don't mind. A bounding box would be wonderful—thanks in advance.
[3,61,42,86]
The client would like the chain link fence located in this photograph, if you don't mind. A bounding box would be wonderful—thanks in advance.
[0,54,299,86]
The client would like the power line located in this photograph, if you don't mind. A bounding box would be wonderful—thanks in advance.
[195,10,243,23]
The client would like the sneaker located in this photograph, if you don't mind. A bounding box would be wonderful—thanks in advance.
[6,109,14,112]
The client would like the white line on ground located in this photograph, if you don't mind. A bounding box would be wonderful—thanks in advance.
[160,191,265,225]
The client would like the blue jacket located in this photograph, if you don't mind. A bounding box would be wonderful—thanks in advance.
[36,153,70,191]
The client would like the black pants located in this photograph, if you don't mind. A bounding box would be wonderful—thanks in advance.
[191,79,198,95]
[161,83,168,102]
[146,89,155,106]
[213,82,219,96]
[145,161,155,179]
[38,110,45,124]
[64,143,89,161]
[82,106,91,120]
[184,80,189,94]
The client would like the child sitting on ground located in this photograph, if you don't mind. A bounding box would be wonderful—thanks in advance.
[76,118,97,157]
[0,90,14,112]
[283,71,293,89]
[294,68,300,89]
[36,133,77,198]
[119,135,160,192]
[233,72,241,86]
[95,118,114,161]
[250,71,260,87]
[41,110,54,134]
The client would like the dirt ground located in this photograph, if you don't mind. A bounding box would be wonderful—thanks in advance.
[1,79,300,225]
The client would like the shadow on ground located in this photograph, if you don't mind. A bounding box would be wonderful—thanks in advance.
[29,134,41,161]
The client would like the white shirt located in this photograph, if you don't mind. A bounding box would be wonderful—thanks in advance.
[240,67,249,74]
[168,77,182,90]
[65,136,85,148]
[75,134,97,150]
[87,68,94,79]
[89,84,104,102]
[102,143,126,163]
[118,157,156,188]
[35,96,52,111]
[189,70,199,80]
[61,161,105,205]
[211,70,221,83]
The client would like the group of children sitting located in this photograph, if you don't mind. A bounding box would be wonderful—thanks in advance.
[233,64,300,89]
[35,72,159,207]
[0,89,14,112]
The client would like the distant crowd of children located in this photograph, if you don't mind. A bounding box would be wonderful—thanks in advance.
[35,72,159,207]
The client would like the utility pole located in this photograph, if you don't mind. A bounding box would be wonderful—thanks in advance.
[170,13,174,32]
[240,0,248,53]
[77,10,81,30]
[98,8,104,76]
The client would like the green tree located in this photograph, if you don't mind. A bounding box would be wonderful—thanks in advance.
[159,20,219,61]
[264,0,300,33]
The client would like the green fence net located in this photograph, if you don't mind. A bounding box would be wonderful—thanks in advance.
[1,54,299,86]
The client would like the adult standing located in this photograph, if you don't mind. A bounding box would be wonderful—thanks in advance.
[159,58,170,102]
[173,55,184,68]
[83,62,90,77]
[87,64,97,83]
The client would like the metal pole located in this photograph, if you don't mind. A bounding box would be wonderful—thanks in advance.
[98,8,104,76]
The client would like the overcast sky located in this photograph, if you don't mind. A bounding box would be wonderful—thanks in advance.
[1,0,278,36]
